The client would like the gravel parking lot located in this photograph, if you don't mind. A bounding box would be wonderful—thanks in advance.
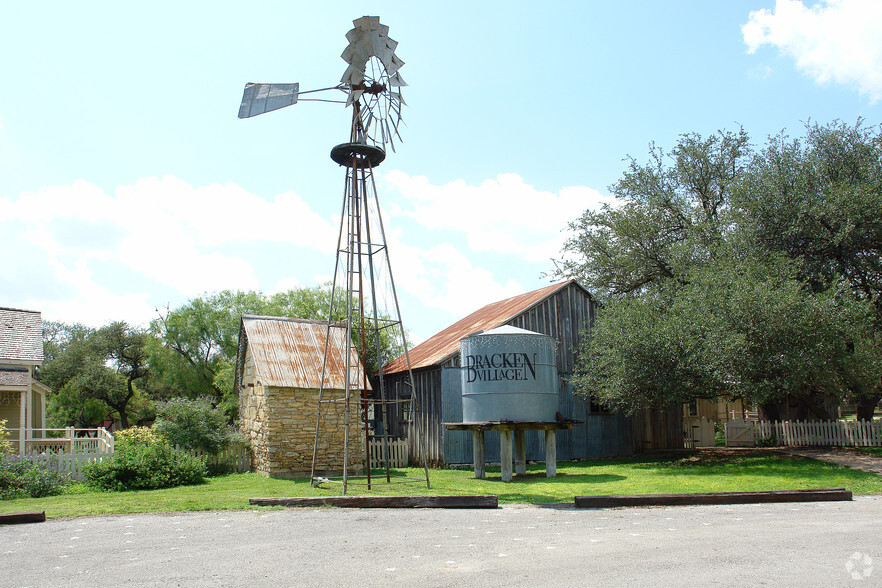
[3,496,881,586]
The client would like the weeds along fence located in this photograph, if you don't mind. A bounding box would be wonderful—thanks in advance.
[754,419,882,447]
[184,443,251,473]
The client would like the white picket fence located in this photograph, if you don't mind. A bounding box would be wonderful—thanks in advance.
[368,438,409,468]
[754,419,882,447]
[24,452,106,481]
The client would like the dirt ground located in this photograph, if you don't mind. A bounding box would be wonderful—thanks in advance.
[783,447,882,476]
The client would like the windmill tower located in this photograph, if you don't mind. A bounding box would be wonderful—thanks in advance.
[238,16,429,494]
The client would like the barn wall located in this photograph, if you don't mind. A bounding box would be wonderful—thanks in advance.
[440,372,634,464]
[388,283,650,465]
[631,407,684,451]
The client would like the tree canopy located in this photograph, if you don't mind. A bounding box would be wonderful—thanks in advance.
[40,285,407,427]
[557,120,882,420]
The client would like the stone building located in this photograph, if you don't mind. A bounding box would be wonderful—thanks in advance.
[234,315,368,478]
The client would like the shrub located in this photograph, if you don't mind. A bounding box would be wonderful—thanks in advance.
[0,457,72,499]
[84,428,206,491]
[0,419,12,455]
[154,398,242,453]
[756,435,779,448]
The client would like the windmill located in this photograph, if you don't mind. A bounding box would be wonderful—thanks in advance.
[238,16,429,494]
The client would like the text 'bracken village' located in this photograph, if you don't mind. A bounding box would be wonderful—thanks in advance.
[464,353,537,383]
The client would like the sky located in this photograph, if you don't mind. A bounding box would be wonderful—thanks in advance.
[2,0,882,343]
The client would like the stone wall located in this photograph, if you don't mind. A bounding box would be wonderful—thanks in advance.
[239,345,365,478]
[240,385,364,478]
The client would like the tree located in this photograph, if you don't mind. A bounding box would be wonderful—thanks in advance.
[151,286,406,421]
[154,397,239,453]
[734,120,882,419]
[555,129,750,299]
[39,321,153,428]
[558,121,882,418]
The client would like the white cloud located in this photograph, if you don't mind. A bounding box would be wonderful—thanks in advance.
[388,238,525,319]
[381,171,613,263]
[1,176,337,326]
[743,0,882,102]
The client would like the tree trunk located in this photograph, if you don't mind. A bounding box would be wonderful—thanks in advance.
[855,394,881,421]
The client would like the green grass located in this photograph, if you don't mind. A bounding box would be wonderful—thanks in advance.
[3,452,881,519]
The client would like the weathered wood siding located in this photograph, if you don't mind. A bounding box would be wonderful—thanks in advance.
[387,282,682,465]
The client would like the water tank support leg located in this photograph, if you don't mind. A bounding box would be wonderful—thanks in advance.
[545,429,557,477]
[500,430,513,482]
[472,430,486,479]
[513,430,526,476]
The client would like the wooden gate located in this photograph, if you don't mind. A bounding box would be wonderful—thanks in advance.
[725,419,756,447]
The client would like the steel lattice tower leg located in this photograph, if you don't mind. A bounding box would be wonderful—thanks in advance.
[310,142,430,495]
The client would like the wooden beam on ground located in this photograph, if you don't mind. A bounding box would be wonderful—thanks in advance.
[0,511,46,525]
[574,488,852,509]
[249,495,498,509]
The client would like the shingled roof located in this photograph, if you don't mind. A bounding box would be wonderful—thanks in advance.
[0,307,43,365]
[383,280,579,374]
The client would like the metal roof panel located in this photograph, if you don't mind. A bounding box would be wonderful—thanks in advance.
[383,280,583,374]
[241,315,370,390]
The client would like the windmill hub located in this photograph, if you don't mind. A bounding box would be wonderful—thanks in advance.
[353,81,387,95]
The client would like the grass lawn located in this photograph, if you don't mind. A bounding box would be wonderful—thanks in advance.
[2,452,881,519]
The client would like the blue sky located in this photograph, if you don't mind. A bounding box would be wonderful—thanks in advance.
[2,0,881,342]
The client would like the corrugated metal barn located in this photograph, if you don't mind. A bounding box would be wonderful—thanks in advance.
[382,280,684,466]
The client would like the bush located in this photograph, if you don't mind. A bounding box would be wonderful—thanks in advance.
[756,435,779,448]
[0,457,72,499]
[84,427,206,491]
[0,419,13,455]
[154,398,242,453]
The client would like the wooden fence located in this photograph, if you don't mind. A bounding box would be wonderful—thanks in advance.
[185,444,251,473]
[368,439,409,468]
[25,452,106,481]
[754,419,882,447]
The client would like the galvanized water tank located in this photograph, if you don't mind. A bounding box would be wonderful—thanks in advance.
[460,325,559,422]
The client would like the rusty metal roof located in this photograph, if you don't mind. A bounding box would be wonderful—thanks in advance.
[237,315,370,390]
[384,280,580,374]
[0,307,43,365]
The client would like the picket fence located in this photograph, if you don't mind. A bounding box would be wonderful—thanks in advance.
[25,452,106,481]
[754,419,882,447]
[368,438,409,468]
[17,442,251,481]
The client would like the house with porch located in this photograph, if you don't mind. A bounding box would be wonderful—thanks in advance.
[0,307,48,455]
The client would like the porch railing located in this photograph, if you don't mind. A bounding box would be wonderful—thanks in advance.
[8,427,115,457]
